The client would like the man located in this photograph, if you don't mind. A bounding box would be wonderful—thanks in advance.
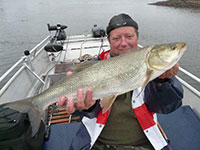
[58,13,183,150]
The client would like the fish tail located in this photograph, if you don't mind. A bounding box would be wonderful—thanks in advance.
[1,98,42,136]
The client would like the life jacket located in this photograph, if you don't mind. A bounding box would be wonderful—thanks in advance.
[82,50,169,150]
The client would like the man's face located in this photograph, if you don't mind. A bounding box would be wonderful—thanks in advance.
[109,26,138,56]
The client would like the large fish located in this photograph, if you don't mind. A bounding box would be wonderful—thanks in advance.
[0,42,187,136]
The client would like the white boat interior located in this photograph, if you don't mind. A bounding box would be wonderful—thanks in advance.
[0,24,200,150]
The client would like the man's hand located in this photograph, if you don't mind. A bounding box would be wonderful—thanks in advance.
[57,71,96,113]
[159,63,179,79]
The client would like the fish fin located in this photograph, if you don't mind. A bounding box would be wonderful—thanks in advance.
[137,69,154,97]
[2,98,42,137]
[100,95,117,113]
[71,61,99,72]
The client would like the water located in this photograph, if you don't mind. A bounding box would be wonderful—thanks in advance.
[0,0,200,88]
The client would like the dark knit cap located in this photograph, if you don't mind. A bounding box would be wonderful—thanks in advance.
[106,13,138,35]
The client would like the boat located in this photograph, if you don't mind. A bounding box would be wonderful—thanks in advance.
[0,24,200,150]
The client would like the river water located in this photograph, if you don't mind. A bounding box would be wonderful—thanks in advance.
[0,0,200,89]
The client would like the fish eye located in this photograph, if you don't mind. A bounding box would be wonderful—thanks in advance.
[171,46,176,50]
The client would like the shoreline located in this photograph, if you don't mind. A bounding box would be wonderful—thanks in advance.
[149,0,200,9]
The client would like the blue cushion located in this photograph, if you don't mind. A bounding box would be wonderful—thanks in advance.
[43,123,81,150]
[158,106,200,150]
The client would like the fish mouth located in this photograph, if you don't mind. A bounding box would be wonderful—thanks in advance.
[181,43,187,49]
[179,43,187,55]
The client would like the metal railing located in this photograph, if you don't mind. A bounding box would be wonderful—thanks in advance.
[177,67,200,98]
[0,36,50,97]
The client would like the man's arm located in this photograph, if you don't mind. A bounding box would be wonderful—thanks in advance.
[144,76,183,114]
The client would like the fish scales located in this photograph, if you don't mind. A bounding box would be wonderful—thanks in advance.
[32,49,146,111]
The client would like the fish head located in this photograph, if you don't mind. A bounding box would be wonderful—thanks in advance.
[147,42,187,71]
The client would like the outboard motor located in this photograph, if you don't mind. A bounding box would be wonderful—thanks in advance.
[92,24,105,38]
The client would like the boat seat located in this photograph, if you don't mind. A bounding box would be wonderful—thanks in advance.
[158,105,200,150]
[44,43,63,52]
